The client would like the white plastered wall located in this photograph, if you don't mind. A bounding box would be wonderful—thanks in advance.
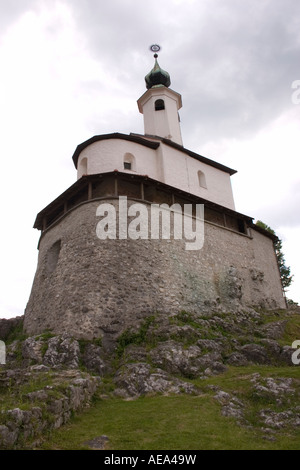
[76,138,235,210]
[138,87,183,146]
[77,139,159,180]
[159,143,236,210]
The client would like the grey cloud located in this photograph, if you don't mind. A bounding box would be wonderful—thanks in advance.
[0,0,39,31]
[66,0,300,147]
[2,0,298,157]
[251,181,300,230]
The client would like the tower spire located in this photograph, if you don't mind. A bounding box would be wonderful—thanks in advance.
[138,44,183,145]
[145,45,171,90]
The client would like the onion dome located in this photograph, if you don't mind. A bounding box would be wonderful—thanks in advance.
[145,54,171,90]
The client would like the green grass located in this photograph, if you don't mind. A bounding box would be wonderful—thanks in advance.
[39,366,300,451]
[280,312,300,346]
[39,394,257,450]
[0,371,56,412]
[2,308,300,449]
[116,316,156,357]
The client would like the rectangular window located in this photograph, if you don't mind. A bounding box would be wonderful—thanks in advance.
[124,162,132,170]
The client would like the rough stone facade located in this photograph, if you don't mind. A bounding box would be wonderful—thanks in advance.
[0,316,23,341]
[24,198,285,340]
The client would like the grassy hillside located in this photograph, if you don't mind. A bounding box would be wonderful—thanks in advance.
[40,365,300,450]
[1,306,300,450]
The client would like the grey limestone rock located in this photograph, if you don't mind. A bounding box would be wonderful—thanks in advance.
[22,337,44,363]
[26,390,49,402]
[280,345,295,365]
[114,362,197,398]
[43,336,80,369]
[149,340,226,378]
[226,351,249,366]
[259,408,300,429]
[81,343,106,375]
[214,390,245,421]
[0,425,18,448]
[196,339,224,353]
[0,370,100,449]
[240,343,271,365]
[83,435,109,450]
[251,374,295,399]
[260,339,281,358]
[219,266,243,300]
[259,321,287,340]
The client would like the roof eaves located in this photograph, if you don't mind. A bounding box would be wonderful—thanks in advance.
[161,138,237,176]
[72,133,160,169]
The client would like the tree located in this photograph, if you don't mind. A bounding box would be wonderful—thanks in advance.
[256,220,293,292]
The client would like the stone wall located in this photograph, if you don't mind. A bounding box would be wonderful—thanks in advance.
[24,198,286,340]
[0,368,99,449]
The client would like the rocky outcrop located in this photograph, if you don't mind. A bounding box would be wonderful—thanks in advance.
[114,363,197,398]
[4,308,297,382]
[8,334,108,374]
[212,372,300,437]
[43,336,80,369]
[1,305,299,449]
[259,408,300,430]
[0,368,99,449]
[214,390,245,422]
[149,341,227,378]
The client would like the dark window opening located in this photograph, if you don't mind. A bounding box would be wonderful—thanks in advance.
[155,99,165,111]
[238,219,246,234]
[124,162,132,170]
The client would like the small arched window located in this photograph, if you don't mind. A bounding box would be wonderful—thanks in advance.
[155,99,165,111]
[198,170,207,189]
[123,153,136,171]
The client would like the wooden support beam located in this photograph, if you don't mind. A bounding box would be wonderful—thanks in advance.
[88,181,93,200]
[140,182,144,200]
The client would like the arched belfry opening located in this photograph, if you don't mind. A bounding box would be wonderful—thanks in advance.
[137,50,183,146]
[155,99,165,111]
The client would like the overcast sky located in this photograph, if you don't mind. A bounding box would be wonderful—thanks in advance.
[0,0,299,319]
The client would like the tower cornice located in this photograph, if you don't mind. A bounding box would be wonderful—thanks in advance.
[137,86,182,114]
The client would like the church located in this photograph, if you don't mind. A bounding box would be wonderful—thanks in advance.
[24,48,286,339]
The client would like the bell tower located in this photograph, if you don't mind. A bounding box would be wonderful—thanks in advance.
[137,46,183,146]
